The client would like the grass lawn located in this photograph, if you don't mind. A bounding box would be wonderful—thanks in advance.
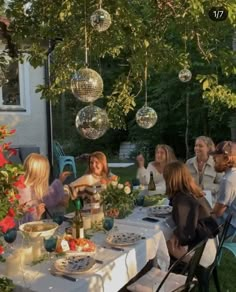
[69,161,236,291]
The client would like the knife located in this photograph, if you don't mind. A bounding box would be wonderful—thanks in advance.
[103,246,125,251]
[51,270,78,282]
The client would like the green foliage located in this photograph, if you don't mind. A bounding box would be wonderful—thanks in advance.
[0,277,14,292]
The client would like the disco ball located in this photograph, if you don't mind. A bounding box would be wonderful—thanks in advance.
[178,68,192,83]
[90,8,112,32]
[71,68,103,103]
[136,106,158,129]
[75,105,109,140]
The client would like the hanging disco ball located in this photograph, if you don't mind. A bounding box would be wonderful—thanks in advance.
[71,68,103,103]
[178,68,192,83]
[75,105,109,140]
[90,8,112,32]
[136,105,158,129]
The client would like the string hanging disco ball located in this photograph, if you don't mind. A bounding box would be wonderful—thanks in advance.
[136,105,158,129]
[75,105,109,140]
[71,68,103,103]
[178,68,192,83]
[90,8,111,32]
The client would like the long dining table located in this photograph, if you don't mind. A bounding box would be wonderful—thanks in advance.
[0,206,172,292]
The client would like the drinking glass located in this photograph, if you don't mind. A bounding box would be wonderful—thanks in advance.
[43,236,57,259]
[103,217,114,232]
[4,228,17,253]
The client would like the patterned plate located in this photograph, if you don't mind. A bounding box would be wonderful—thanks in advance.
[54,255,95,275]
[148,205,172,216]
[106,232,142,246]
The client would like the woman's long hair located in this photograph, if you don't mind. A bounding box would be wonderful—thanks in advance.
[87,151,109,177]
[23,153,50,200]
[155,144,176,164]
[163,161,204,199]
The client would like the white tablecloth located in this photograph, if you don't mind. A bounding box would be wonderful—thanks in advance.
[0,221,170,292]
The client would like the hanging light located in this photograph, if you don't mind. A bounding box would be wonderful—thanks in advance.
[91,8,111,32]
[136,45,157,129]
[90,1,111,32]
[71,0,104,102]
[178,68,192,83]
[75,105,109,139]
[71,68,103,102]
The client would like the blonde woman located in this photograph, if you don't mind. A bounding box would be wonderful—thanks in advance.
[136,144,176,186]
[19,153,70,223]
[186,136,223,196]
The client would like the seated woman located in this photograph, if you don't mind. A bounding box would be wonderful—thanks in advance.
[163,161,219,267]
[136,144,176,186]
[69,151,116,212]
[18,153,71,223]
[186,136,223,198]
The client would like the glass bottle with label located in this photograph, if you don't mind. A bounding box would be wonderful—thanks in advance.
[148,171,156,191]
[72,199,84,239]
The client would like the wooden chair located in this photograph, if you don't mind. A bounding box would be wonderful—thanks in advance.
[53,140,77,178]
[195,213,233,292]
[127,239,207,292]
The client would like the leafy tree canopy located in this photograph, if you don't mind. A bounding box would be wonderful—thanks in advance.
[1,0,236,129]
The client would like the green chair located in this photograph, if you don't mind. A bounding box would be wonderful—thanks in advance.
[53,141,77,178]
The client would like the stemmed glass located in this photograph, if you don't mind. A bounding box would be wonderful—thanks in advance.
[103,217,114,233]
[3,228,17,254]
[43,236,58,260]
[52,211,64,226]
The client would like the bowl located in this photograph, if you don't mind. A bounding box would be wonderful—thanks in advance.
[19,221,58,239]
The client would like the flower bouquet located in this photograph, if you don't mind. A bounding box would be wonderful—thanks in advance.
[100,177,139,219]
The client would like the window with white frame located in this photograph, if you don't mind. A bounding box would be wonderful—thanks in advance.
[0,56,30,112]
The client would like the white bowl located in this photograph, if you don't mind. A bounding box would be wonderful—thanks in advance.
[19,221,58,239]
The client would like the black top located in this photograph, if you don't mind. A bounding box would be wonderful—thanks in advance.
[171,192,218,246]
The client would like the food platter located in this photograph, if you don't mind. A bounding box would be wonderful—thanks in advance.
[106,232,142,246]
[148,205,172,217]
[54,255,95,274]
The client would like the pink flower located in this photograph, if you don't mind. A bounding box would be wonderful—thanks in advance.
[0,245,4,255]
[7,208,15,217]
[0,151,8,167]
[0,216,16,233]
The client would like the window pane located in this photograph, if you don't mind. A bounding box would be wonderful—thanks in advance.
[2,61,20,106]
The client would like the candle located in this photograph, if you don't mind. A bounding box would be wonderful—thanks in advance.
[18,246,33,265]
[5,252,24,276]
[91,211,104,224]
[82,215,92,230]
[32,238,42,261]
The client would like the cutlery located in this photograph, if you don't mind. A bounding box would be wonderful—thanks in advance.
[51,270,78,282]
[95,259,104,264]
[103,246,124,251]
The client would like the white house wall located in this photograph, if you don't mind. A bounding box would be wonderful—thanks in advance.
[0,65,48,156]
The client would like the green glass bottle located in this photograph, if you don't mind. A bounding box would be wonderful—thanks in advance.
[148,171,156,191]
[72,199,84,239]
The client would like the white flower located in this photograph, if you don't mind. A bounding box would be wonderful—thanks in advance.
[101,184,107,190]
[124,186,131,194]
[118,183,124,189]
[111,181,118,187]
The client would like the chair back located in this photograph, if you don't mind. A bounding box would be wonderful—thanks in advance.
[53,141,65,158]
[156,239,207,292]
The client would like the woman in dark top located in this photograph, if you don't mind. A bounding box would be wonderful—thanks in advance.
[163,161,218,260]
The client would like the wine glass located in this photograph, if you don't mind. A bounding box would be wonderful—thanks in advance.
[43,236,57,259]
[52,211,64,226]
[4,228,17,254]
[103,217,114,232]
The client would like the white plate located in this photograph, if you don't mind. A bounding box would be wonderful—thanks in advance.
[106,232,142,246]
[148,205,172,216]
[54,255,95,274]
[64,212,75,219]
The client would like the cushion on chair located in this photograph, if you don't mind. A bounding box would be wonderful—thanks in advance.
[127,267,186,292]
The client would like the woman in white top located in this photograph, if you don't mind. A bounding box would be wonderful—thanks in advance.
[136,144,176,186]
[186,136,223,197]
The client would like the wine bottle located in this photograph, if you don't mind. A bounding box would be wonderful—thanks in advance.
[148,171,156,191]
[72,199,84,239]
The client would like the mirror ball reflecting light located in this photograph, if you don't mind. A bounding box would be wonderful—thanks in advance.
[90,8,112,32]
[75,105,109,140]
[71,68,103,103]
[136,106,158,129]
[178,68,192,83]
